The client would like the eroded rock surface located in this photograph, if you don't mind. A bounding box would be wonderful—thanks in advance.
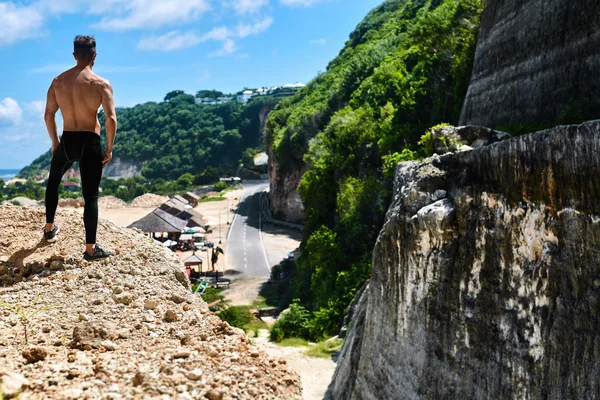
[460,0,600,127]
[0,205,301,399]
[329,121,600,399]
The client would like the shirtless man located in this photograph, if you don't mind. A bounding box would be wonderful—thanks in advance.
[43,35,117,261]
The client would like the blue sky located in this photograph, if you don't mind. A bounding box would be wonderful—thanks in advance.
[0,0,383,169]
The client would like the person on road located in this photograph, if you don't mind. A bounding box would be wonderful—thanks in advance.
[43,35,117,261]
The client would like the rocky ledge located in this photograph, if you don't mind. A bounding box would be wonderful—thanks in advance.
[0,205,300,399]
[329,121,600,399]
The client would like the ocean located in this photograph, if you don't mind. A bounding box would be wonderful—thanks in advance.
[0,169,20,181]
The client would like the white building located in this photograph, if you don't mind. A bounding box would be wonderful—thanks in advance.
[237,90,256,103]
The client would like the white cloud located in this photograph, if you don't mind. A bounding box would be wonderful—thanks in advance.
[91,0,211,30]
[237,17,273,38]
[0,2,45,46]
[310,38,326,45]
[0,98,23,125]
[209,40,236,58]
[228,0,269,15]
[279,0,325,6]
[202,27,233,41]
[138,31,203,51]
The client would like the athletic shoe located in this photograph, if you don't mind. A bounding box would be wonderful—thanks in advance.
[83,245,114,261]
[44,225,60,243]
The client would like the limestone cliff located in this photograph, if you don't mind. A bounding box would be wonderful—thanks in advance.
[329,121,600,399]
[267,148,305,223]
[0,205,301,399]
[460,0,600,127]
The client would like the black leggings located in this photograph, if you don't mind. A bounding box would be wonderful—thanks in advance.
[45,131,103,244]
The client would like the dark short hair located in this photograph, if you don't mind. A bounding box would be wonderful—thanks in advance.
[73,35,96,58]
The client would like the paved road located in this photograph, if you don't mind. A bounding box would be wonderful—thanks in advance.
[225,181,271,278]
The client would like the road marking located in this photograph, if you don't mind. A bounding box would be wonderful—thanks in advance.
[226,184,245,243]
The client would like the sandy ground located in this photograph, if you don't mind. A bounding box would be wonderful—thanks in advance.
[255,329,336,400]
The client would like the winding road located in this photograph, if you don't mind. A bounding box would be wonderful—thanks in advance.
[225,181,271,278]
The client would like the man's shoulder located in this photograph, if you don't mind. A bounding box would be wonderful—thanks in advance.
[90,74,112,90]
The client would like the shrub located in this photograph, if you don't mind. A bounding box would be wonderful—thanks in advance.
[212,181,228,192]
[269,300,312,342]
[216,306,253,329]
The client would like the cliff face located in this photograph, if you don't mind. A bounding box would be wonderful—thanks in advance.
[329,121,600,399]
[460,0,600,127]
[267,148,305,223]
[0,205,301,399]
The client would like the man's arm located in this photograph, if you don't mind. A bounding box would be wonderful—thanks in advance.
[44,80,60,156]
[100,79,117,168]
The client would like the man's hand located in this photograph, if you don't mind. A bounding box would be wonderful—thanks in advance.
[51,141,59,157]
[102,148,113,169]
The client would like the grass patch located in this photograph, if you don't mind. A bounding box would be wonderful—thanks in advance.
[216,301,269,332]
[199,195,227,203]
[305,339,343,359]
[279,337,309,347]
[200,287,225,303]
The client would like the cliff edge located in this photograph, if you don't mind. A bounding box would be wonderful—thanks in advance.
[329,121,600,399]
[0,205,301,399]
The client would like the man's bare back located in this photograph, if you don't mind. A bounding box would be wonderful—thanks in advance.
[47,67,114,135]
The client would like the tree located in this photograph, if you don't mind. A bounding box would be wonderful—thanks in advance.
[177,173,195,189]
[164,90,185,101]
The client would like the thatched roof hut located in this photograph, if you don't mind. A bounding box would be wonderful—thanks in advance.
[183,192,200,206]
[173,195,189,205]
[128,209,188,233]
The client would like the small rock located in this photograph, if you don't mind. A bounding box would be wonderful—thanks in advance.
[21,346,48,364]
[1,372,29,398]
[66,368,80,379]
[50,260,64,271]
[144,299,159,310]
[183,304,191,311]
[132,371,145,387]
[186,369,203,381]
[113,292,134,306]
[71,321,118,349]
[0,265,8,275]
[170,294,187,304]
[173,350,191,359]
[101,340,118,351]
[143,315,154,323]
[164,309,179,322]
[205,389,223,400]
[180,335,194,346]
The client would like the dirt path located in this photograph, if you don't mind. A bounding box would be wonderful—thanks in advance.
[254,330,336,400]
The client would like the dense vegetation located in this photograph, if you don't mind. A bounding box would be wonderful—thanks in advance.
[266,0,485,340]
[19,92,277,183]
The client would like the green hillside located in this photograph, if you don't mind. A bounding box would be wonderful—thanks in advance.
[19,92,277,181]
[266,0,484,339]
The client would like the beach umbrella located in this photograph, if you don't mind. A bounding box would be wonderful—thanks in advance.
[193,233,205,238]
[183,228,198,234]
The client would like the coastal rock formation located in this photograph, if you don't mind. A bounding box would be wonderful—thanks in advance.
[0,205,301,399]
[329,121,600,399]
[460,0,600,127]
